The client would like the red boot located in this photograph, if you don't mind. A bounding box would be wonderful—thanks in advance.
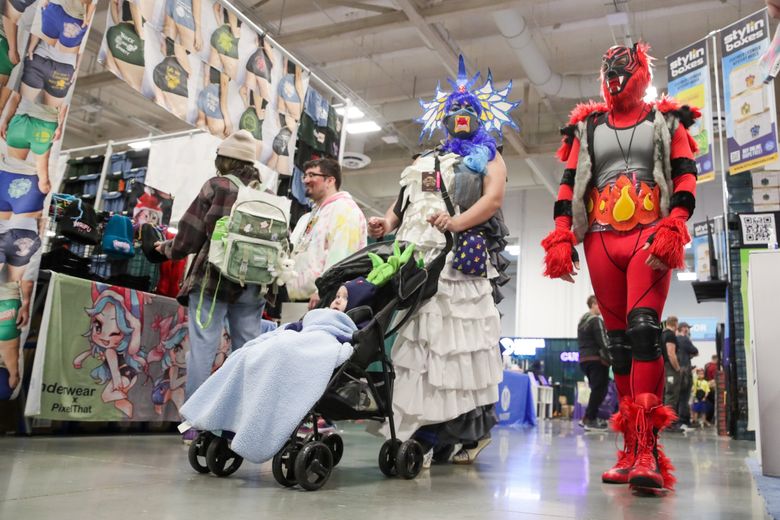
[628,393,677,492]
[601,397,636,484]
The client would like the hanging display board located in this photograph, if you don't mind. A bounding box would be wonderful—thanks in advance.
[25,273,188,421]
[0,0,97,400]
[99,0,309,176]
[666,39,716,182]
[720,10,779,175]
[24,272,246,421]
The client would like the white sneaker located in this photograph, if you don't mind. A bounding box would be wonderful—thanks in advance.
[422,449,433,469]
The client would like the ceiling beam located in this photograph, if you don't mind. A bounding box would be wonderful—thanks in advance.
[277,0,515,46]
[278,11,407,45]
[315,0,725,73]
[394,0,462,77]
[524,157,558,198]
[316,0,398,14]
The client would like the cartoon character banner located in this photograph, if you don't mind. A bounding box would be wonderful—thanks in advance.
[720,10,779,175]
[0,0,97,400]
[666,39,715,182]
[23,273,221,421]
[99,0,309,177]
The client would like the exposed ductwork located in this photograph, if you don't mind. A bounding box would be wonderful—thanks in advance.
[493,8,600,100]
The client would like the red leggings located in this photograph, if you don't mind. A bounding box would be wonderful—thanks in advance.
[584,228,671,400]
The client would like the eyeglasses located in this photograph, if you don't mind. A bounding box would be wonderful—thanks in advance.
[302,172,330,180]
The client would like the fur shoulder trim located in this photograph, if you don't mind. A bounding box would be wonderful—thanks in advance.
[566,101,609,126]
[556,101,609,161]
[654,95,701,128]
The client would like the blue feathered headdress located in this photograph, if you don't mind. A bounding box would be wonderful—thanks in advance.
[417,56,521,142]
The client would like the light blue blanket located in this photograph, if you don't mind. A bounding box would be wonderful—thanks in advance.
[180,309,356,463]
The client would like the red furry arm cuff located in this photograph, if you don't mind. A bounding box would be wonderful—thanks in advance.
[648,217,690,270]
[541,228,576,278]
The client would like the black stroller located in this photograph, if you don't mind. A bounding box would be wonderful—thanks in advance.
[187,231,453,491]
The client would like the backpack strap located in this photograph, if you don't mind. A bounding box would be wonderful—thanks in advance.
[436,155,456,217]
[196,268,221,329]
[225,174,266,192]
[397,154,455,225]
[223,174,245,190]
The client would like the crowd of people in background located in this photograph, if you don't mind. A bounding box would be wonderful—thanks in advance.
[578,306,720,433]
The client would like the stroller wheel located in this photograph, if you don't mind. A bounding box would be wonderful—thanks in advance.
[272,442,300,487]
[187,432,214,474]
[396,439,423,479]
[293,441,334,491]
[322,433,344,466]
[206,436,244,477]
[378,439,402,477]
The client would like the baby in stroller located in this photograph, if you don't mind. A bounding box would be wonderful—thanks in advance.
[184,243,419,489]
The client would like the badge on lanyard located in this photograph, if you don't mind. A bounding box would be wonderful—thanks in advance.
[421,171,439,192]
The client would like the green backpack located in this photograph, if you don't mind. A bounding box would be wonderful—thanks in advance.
[197,174,292,328]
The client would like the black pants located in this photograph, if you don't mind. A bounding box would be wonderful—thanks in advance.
[581,361,610,421]
[677,369,693,425]
[664,364,681,413]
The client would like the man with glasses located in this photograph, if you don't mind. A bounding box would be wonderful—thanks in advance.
[285,158,367,311]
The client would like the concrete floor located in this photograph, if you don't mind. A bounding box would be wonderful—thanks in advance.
[0,421,770,520]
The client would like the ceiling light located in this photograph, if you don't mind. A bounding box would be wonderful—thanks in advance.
[336,106,365,120]
[676,272,697,281]
[346,121,381,134]
[128,139,151,150]
[381,134,399,144]
[643,85,658,103]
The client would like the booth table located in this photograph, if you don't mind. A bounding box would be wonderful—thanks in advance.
[496,370,537,427]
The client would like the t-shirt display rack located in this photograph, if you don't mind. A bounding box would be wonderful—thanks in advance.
[45,132,190,293]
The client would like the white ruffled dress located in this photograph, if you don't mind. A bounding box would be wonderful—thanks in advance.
[389,153,503,441]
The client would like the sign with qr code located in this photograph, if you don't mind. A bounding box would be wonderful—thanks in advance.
[739,213,778,245]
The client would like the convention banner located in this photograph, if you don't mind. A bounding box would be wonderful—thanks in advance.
[666,39,715,182]
[0,0,98,400]
[720,10,779,175]
[24,273,206,421]
[99,0,308,176]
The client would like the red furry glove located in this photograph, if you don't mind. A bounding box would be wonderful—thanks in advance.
[646,216,690,270]
[541,228,577,278]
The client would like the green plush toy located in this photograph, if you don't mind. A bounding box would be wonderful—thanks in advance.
[366,241,416,286]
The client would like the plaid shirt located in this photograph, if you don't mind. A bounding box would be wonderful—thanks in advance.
[163,173,256,305]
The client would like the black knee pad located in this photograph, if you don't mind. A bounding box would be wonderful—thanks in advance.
[606,330,632,375]
[626,307,662,361]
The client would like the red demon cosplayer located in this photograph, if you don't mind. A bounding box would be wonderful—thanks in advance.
[542,43,699,493]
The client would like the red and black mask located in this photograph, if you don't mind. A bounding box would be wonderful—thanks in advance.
[601,46,641,96]
[600,42,652,109]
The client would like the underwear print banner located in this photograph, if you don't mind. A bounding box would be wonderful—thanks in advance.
[0,0,98,401]
[24,273,235,421]
[99,0,310,177]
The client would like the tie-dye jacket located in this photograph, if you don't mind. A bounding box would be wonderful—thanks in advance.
[286,191,367,301]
